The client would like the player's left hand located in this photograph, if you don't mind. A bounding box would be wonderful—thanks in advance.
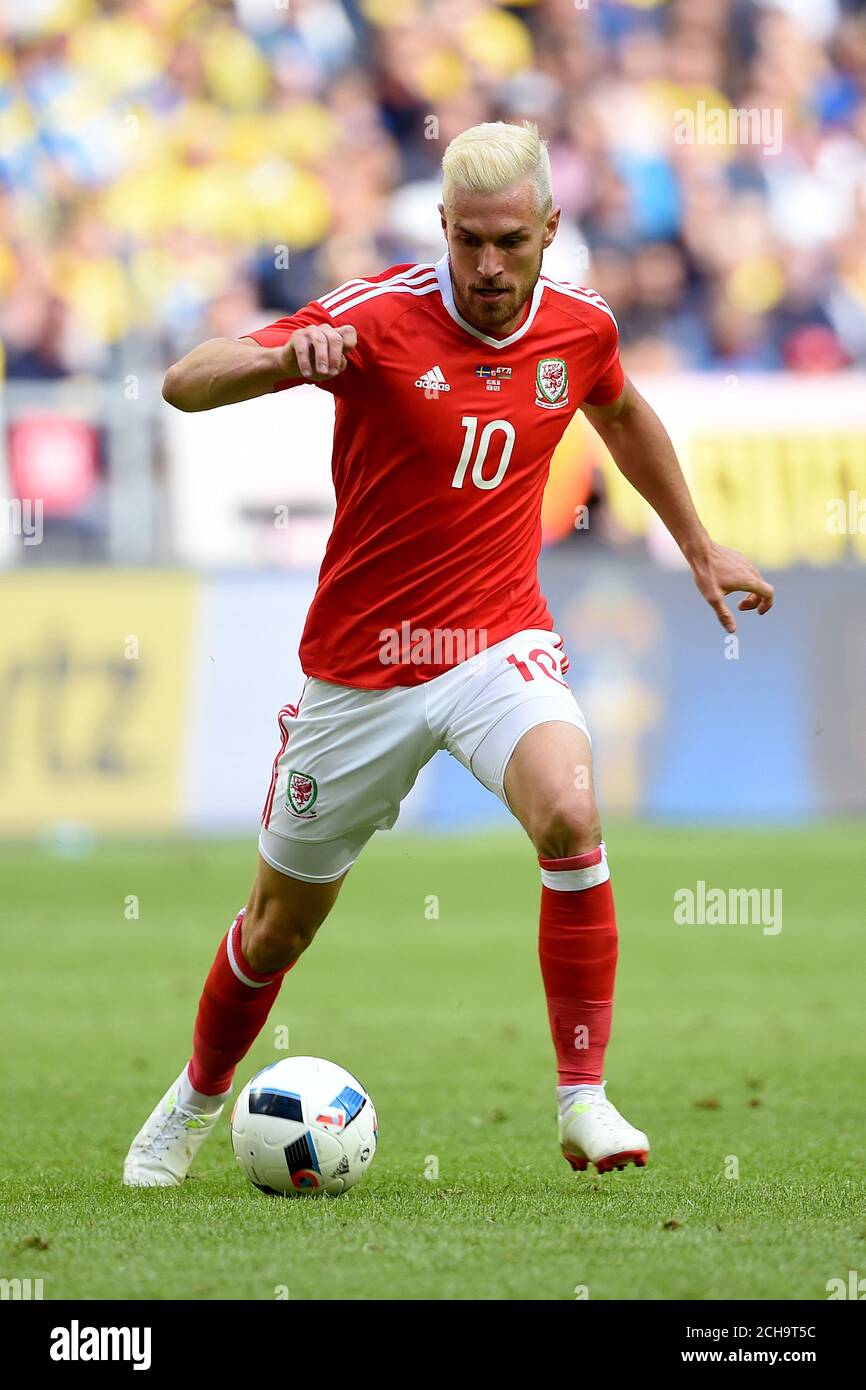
[688,540,774,633]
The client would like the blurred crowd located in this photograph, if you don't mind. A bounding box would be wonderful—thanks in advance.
[1,0,865,382]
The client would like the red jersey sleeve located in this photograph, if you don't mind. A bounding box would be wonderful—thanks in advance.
[242,299,361,395]
[582,300,625,407]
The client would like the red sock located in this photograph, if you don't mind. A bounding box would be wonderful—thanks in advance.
[187,910,294,1095]
[538,845,618,1086]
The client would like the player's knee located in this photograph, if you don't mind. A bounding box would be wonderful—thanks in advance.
[531,794,601,861]
[242,894,323,975]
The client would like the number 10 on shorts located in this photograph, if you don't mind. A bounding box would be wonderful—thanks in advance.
[507,649,568,688]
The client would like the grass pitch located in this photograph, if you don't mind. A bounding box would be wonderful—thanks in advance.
[1,823,863,1301]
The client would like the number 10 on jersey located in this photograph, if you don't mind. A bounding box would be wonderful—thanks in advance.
[451,416,515,491]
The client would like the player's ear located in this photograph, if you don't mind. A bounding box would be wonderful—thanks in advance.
[438,202,448,236]
[542,206,561,250]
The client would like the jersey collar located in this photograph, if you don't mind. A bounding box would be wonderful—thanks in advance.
[435,253,544,349]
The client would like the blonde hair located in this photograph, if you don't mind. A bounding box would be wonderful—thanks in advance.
[441,121,553,217]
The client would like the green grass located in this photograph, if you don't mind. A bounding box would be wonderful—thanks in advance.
[1,824,864,1301]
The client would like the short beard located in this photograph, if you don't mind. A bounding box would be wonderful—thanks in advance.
[473,293,520,328]
[453,246,543,333]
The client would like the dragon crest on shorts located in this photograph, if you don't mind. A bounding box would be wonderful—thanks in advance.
[287,770,318,817]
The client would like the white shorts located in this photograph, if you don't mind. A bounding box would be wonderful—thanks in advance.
[259,628,589,882]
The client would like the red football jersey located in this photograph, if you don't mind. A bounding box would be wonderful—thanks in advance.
[245,255,624,688]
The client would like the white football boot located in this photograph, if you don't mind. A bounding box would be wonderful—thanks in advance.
[123,1067,228,1187]
[558,1081,650,1175]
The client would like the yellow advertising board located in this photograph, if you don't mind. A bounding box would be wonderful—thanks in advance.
[601,428,866,567]
[0,571,197,833]
[539,375,866,567]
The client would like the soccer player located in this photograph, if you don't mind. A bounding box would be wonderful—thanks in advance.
[124,122,773,1186]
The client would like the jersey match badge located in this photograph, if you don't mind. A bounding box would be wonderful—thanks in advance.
[476,364,511,393]
[287,770,318,817]
[535,357,569,408]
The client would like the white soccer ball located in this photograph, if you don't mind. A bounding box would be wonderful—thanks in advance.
[230,1056,378,1196]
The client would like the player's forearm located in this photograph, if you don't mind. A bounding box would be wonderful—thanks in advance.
[591,387,711,562]
[162,338,290,412]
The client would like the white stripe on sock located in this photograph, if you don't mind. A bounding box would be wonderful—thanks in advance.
[540,843,610,891]
[225,914,273,988]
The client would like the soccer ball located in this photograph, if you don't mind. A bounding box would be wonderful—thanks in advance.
[230,1056,378,1196]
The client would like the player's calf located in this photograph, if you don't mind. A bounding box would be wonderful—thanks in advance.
[242,860,342,974]
[504,720,651,1176]
[123,859,345,1187]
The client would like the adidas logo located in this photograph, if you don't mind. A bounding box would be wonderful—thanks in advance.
[414,365,450,392]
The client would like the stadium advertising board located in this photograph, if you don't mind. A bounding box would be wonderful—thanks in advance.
[0,572,196,834]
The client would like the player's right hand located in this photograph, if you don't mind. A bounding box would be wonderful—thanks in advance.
[282,324,357,381]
